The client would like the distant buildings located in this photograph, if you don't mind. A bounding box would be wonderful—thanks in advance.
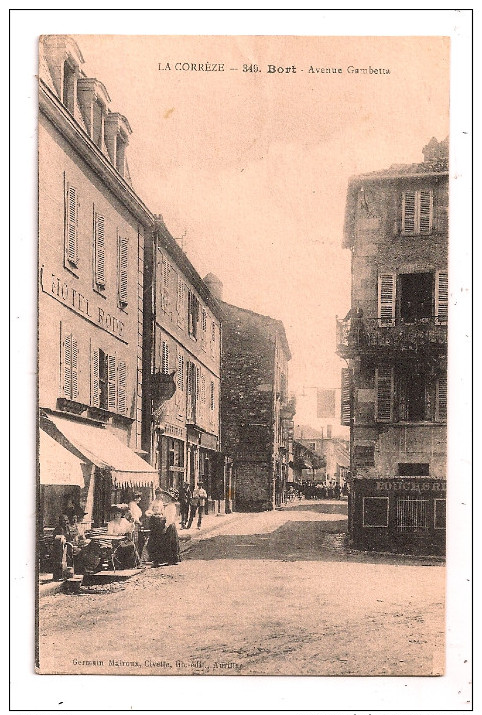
[218,292,295,511]
[294,425,349,487]
[337,138,448,554]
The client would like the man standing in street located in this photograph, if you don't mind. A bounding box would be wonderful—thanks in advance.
[179,482,192,529]
[187,481,207,530]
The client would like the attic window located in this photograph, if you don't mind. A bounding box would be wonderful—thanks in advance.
[62,61,76,114]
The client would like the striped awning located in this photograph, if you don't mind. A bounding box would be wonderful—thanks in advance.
[39,429,85,487]
[45,415,157,488]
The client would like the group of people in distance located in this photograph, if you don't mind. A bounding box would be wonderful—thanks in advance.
[50,481,208,578]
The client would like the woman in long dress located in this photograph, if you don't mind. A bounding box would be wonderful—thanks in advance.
[145,489,180,567]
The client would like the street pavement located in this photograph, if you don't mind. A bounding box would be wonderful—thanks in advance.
[37,499,445,676]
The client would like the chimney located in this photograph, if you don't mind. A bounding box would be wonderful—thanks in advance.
[203,273,223,302]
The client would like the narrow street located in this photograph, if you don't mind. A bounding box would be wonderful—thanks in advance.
[38,500,445,676]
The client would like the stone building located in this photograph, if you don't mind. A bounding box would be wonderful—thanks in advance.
[141,221,224,512]
[336,138,448,554]
[216,290,295,511]
[38,36,157,528]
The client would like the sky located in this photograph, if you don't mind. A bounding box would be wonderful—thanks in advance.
[72,34,450,423]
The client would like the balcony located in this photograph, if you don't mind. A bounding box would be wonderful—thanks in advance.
[336,315,447,359]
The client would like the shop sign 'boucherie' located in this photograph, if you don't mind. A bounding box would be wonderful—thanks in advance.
[40,265,127,343]
[375,480,446,492]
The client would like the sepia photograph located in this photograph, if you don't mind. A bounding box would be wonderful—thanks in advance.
[10,7,472,711]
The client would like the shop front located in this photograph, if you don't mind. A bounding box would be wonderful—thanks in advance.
[351,477,446,555]
[40,413,157,528]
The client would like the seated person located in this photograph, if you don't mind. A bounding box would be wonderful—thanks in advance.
[106,505,137,569]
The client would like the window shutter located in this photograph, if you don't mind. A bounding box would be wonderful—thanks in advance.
[107,354,117,410]
[118,237,128,305]
[201,374,206,404]
[210,381,215,411]
[91,345,100,407]
[419,190,433,234]
[71,336,79,399]
[95,213,105,287]
[435,271,448,324]
[402,191,416,234]
[177,351,184,392]
[66,185,79,266]
[161,257,168,311]
[378,273,396,326]
[341,367,351,426]
[161,341,169,374]
[117,360,127,415]
[436,374,447,422]
[196,366,201,399]
[375,366,393,422]
[63,333,72,397]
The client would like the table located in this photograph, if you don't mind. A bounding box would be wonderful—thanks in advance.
[89,534,139,570]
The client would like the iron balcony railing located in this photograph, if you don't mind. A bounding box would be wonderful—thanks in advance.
[336,315,447,356]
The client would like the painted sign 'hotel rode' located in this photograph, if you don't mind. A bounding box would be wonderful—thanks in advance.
[38,36,157,528]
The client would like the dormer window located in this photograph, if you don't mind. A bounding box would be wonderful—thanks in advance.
[62,60,76,113]
[77,78,111,151]
[105,113,132,179]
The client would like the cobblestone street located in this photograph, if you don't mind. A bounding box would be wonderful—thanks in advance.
[38,500,445,676]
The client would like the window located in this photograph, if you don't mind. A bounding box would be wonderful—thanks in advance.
[399,272,432,323]
[159,256,169,313]
[94,212,105,289]
[201,309,207,349]
[177,352,184,392]
[161,340,169,374]
[341,367,351,426]
[402,189,433,235]
[354,445,375,467]
[396,497,430,531]
[188,291,199,338]
[65,184,79,269]
[118,236,128,307]
[91,346,127,414]
[398,463,429,476]
[211,322,216,357]
[177,279,187,328]
[375,366,393,422]
[435,271,448,324]
[62,61,76,114]
[436,374,447,422]
[363,497,389,527]
[62,330,79,400]
[398,368,429,421]
[378,273,396,326]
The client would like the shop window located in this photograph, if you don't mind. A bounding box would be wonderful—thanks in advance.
[363,497,389,527]
[398,463,429,476]
[396,497,430,531]
[434,499,446,530]
[399,272,433,323]
[355,445,375,467]
[401,189,433,235]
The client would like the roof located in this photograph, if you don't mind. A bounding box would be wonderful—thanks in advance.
[155,218,223,321]
[343,147,449,249]
[219,300,292,360]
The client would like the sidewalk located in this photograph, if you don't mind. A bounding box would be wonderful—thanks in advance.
[39,510,247,598]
